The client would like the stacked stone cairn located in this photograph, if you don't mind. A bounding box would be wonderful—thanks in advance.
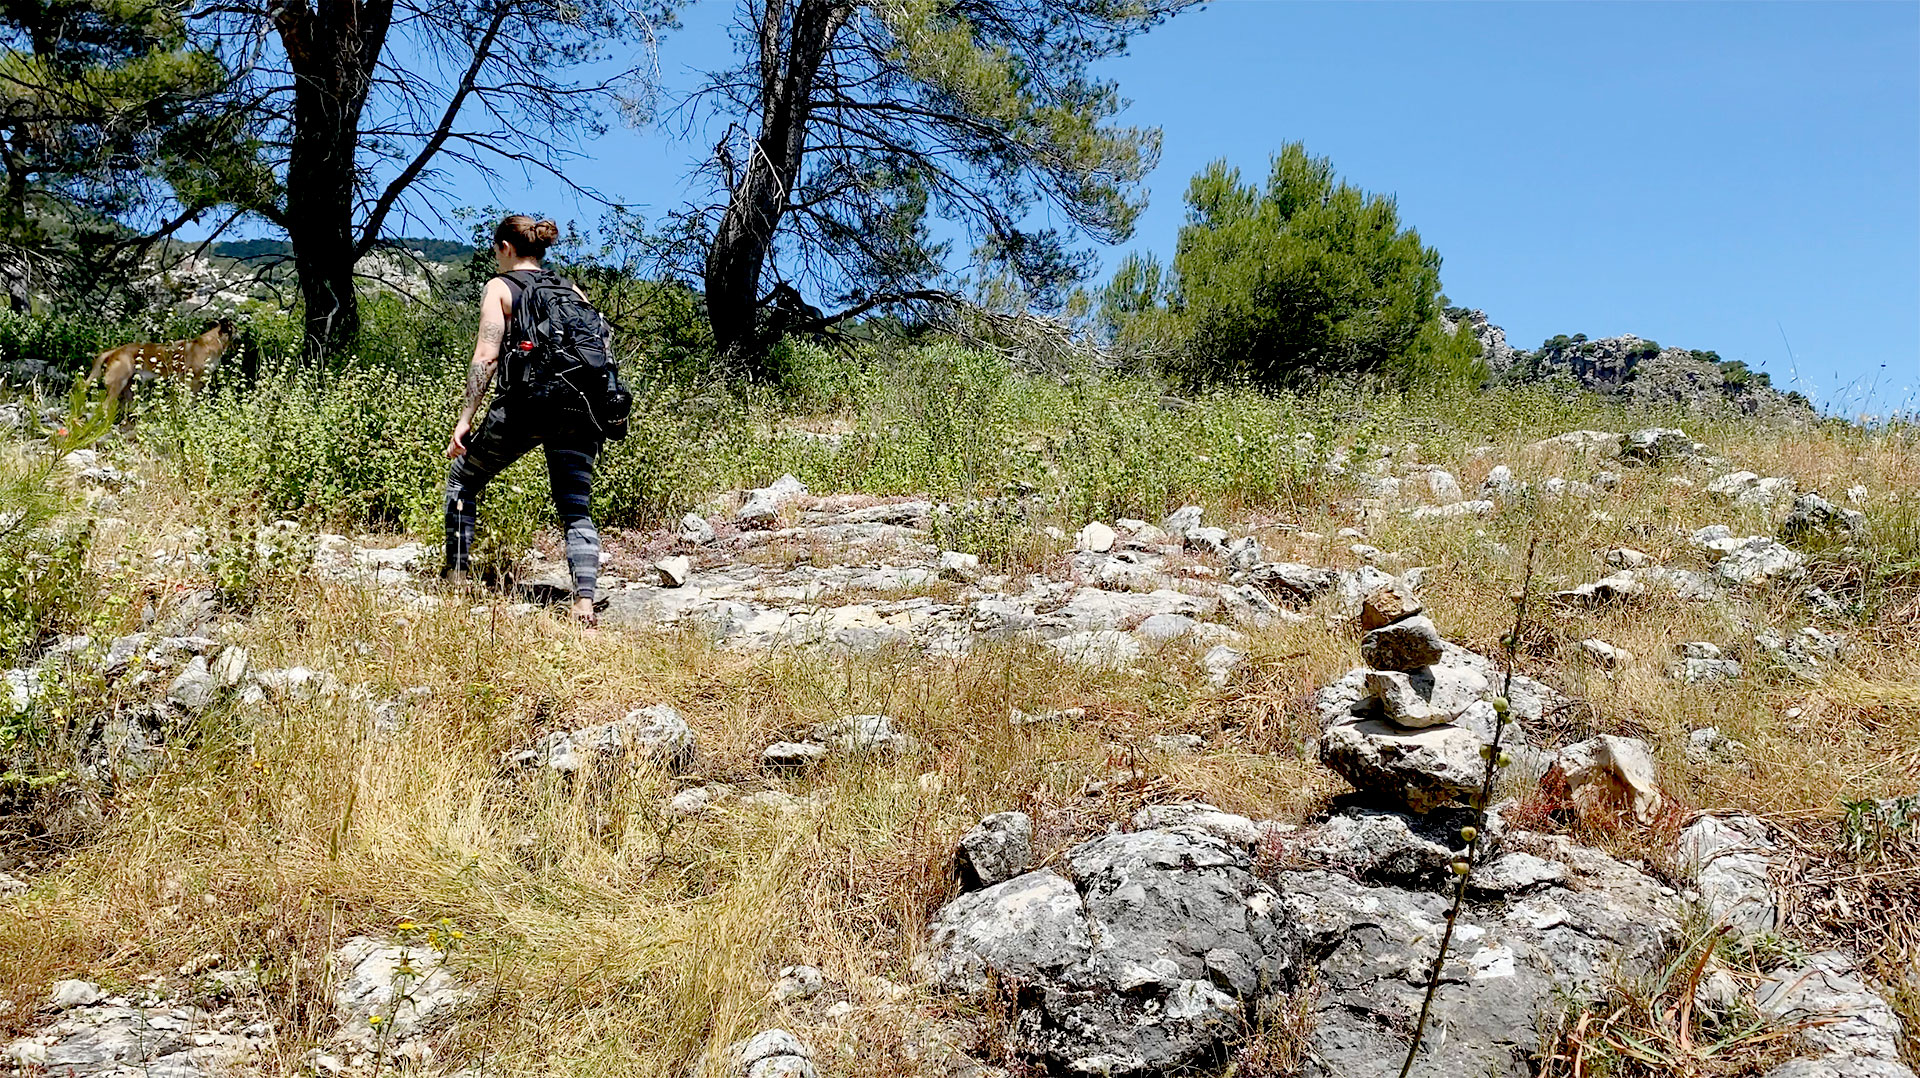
[1319,585,1507,812]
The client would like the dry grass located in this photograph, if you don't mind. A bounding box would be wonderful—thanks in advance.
[2,401,1917,1076]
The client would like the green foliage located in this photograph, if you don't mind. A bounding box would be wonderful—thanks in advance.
[0,0,258,295]
[0,387,111,662]
[1099,143,1478,388]
[1626,339,1662,362]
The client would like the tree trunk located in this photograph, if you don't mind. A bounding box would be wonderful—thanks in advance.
[275,0,394,357]
[703,0,849,378]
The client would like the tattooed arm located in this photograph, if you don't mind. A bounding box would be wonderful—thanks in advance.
[448,278,512,458]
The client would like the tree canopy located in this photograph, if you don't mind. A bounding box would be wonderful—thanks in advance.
[676,0,1199,377]
[0,0,250,301]
[1101,142,1479,386]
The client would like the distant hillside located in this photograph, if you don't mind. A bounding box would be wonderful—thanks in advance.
[211,237,473,263]
[1442,308,1817,420]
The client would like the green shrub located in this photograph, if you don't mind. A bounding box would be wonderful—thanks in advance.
[1099,143,1479,389]
[0,392,112,662]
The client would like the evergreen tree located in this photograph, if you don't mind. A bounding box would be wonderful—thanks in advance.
[1102,142,1478,387]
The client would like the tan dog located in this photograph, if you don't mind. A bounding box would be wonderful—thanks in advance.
[89,318,236,403]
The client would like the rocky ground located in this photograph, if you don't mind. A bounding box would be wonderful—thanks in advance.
[3,414,1918,1077]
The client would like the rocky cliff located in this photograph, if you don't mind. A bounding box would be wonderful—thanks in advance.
[1442,309,1818,420]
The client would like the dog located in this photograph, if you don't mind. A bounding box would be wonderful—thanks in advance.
[89,317,236,404]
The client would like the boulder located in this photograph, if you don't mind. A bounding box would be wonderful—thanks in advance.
[1320,716,1485,812]
[1162,506,1204,537]
[655,555,692,588]
[926,828,1293,1076]
[1618,427,1697,465]
[332,935,468,1042]
[1714,536,1804,586]
[1076,522,1118,554]
[676,512,717,545]
[1360,615,1445,672]
[1676,814,1780,939]
[1756,953,1916,1078]
[737,474,808,528]
[1557,736,1662,824]
[513,704,696,773]
[956,811,1034,891]
[1783,492,1867,540]
[1366,660,1489,728]
[1291,808,1454,886]
[1358,585,1422,631]
[1281,836,1680,1078]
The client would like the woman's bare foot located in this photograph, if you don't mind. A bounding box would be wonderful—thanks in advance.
[572,596,598,628]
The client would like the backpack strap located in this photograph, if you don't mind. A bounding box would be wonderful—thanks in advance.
[492,270,542,390]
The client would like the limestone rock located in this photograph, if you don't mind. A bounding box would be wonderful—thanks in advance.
[514,704,695,773]
[760,740,829,768]
[166,655,216,714]
[1320,716,1484,812]
[715,1029,818,1078]
[1711,536,1805,586]
[1045,630,1142,669]
[1685,726,1747,766]
[1556,570,1647,606]
[926,828,1292,1076]
[1676,814,1780,939]
[813,713,914,754]
[1366,660,1489,728]
[1783,492,1867,540]
[1672,657,1743,684]
[1580,639,1633,669]
[1557,736,1662,824]
[1756,953,1916,1078]
[1162,506,1204,537]
[1280,835,1679,1078]
[1201,644,1245,689]
[1618,427,1698,465]
[655,555,692,588]
[737,475,808,528]
[1129,802,1266,847]
[956,811,1034,891]
[332,935,468,1042]
[1076,521,1117,553]
[49,980,103,1010]
[772,966,825,1003]
[1358,585,1422,631]
[1360,615,1445,672]
[676,513,717,544]
[1291,807,1454,886]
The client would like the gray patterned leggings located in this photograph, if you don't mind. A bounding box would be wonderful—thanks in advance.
[444,400,602,599]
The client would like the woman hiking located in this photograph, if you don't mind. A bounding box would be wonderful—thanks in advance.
[442,214,605,626]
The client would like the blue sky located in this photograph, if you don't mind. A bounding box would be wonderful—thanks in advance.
[384,0,1920,412]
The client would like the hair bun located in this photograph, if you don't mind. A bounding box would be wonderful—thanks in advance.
[534,219,560,244]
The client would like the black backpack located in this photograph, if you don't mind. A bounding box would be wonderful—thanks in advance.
[498,269,632,440]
